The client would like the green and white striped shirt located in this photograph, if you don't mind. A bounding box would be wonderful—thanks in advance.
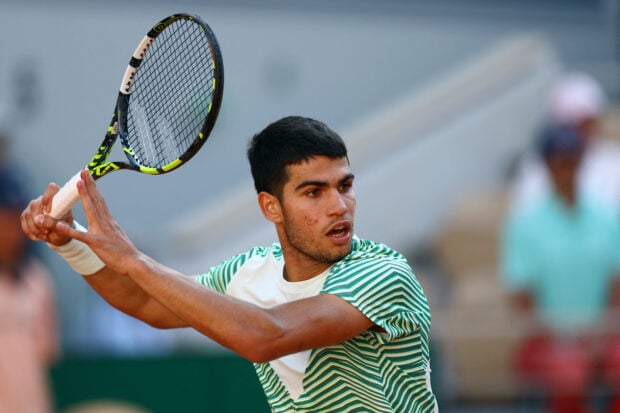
[196,237,436,412]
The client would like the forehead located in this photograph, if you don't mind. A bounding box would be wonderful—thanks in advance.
[285,156,351,185]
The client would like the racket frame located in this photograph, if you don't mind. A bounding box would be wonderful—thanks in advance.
[49,13,224,218]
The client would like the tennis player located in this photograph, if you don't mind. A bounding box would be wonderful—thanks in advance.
[21,116,437,412]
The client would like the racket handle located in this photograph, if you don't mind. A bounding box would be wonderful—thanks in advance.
[49,171,82,219]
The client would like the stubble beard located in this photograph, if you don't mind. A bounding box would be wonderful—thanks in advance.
[282,220,353,265]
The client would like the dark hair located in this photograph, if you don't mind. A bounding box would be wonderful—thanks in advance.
[247,116,348,198]
[537,124,585,160]
[0,166,28,210]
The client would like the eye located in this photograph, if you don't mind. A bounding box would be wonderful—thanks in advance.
[305,188,320,198]
[339,181,353,193]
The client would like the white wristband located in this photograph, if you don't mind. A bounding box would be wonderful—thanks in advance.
[47,221,105,276]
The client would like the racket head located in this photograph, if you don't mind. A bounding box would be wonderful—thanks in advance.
[90,13,224,179]
[50,13,223,219]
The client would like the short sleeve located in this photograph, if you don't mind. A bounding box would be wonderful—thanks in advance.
[500,211,536,292]
[195,246,273,293]
[321,241,431,341]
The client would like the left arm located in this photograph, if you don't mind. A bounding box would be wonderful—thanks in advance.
[47,172,374,362]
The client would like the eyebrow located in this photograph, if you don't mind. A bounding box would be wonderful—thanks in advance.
[294,173,355,192]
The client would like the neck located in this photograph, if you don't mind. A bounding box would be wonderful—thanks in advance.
[556,182,576,208]
[281,258,332,282]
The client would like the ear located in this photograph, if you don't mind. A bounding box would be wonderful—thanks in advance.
[257,192,283,224]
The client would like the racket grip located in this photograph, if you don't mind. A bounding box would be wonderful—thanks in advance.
[49,171,83,219]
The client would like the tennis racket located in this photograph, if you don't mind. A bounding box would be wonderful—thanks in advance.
[49,13,224,219]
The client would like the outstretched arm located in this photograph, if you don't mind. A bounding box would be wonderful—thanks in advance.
[23,170,374,362]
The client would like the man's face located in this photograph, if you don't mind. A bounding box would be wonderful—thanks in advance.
[278,156,356,266]
[547,151,583,198]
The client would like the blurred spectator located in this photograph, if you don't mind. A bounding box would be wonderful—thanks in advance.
[4,131,175,360]
[500,124,620,413]
[0,129,9,166]
[510,71,620,212]
[0,161,60,412]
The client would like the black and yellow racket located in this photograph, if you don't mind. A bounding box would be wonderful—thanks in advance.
[50,13,224,218]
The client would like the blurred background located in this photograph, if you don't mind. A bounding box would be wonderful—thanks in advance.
[0,0,618,412]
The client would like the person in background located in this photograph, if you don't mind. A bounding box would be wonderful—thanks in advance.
[0,164,60,413]
[510,71,620,213]
[501,124,620,413]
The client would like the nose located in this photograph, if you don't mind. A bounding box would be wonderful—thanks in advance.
[328,190,348,216]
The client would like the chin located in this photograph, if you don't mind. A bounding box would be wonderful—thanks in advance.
[330,243,353,262]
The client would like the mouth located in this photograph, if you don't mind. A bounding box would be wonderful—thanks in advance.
[326,221,352,242]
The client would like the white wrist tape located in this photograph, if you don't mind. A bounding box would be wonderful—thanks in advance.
[48,221,105,276]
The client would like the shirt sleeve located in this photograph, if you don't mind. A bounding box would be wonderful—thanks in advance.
[194,246,275,293]
[195,249,251,293]
[500,210,537,292]
[321,244,431,342]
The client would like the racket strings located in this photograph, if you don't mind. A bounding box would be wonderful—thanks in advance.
[127,18,216,168]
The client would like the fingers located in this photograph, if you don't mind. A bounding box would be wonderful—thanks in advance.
[21,172,115,248]
[77,170,100,228]
[21,182,57,240]
[53,219,88,243]
[21,203,67,244]
[41,182,61,214]
[21,182,74,245]
[21,195,47,241]
[77,169,111,223]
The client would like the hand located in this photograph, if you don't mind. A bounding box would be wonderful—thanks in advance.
[21,182,74,246]
[55,170,142,276]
